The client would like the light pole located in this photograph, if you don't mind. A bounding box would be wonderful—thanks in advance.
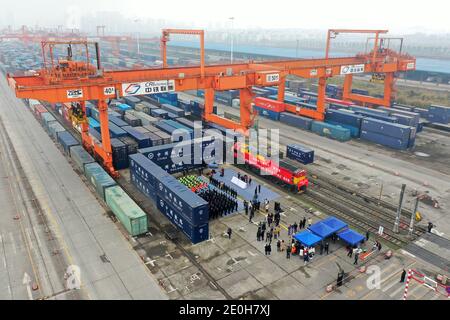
[133,19,141,56]
[229,17,234,63]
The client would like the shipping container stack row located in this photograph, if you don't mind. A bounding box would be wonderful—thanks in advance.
[251,96,422,149]
[252,97,353,142]
[23,99,149,237]
[130,153,209,244]
[392,103,450,126]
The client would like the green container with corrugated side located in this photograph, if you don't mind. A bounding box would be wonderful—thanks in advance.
[311,121,351,142]
[105,186,148,236]
[84,162,117,201]
[70,145,95,173]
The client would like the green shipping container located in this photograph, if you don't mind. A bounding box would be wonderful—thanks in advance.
[105,186,148,236]
[70,145,95,173]
[84,162,117,201]
[311,121,351,142]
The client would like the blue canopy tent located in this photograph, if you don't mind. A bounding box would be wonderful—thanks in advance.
[338,229,365,246]
[293,231,323,247]
[321,216,348,232]
[308,222,335,238]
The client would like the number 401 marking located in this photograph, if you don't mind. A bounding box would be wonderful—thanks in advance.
[104,86,115,96]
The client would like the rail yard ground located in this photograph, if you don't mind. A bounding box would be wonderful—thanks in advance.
[0,71,449,300]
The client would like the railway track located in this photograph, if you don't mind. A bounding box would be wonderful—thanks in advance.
[40,100,424,251]
[309,176,426,238]
[38,101,233,300]
[237,162,421,249]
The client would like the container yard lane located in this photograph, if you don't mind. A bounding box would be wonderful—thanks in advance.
[0,77,167,300]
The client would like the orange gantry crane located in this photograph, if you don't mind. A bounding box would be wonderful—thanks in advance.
[6,28,416,176]
[0,25,87,44]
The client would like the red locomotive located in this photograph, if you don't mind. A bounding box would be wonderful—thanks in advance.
[233,142,309,192]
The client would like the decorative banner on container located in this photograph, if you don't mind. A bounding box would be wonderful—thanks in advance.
[122,80,175,97]
[266,73,280,83]
[67,89,83,99]
[340,64,365,75]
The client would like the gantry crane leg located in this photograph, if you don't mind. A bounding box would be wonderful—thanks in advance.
[95,99,118,177]
[79,100,93,153]
[277,78,286,102]
[343,72,395,107]
[316,77,327,119]
[239,87,255,130]
[342,74,353,103]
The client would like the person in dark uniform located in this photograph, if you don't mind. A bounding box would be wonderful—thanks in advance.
[400,269,407,283]
[227,227,232,239]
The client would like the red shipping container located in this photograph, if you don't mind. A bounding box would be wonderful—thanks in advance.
[253,97,285,112]
[33,105,48,120]
[325,97,353,106]
[62,103,72,125]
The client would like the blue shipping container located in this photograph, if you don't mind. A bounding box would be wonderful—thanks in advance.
[156,176,209,225]
[109,116,129,127]
[325,109,363,128]
[286,145,314,165]
[130,171,157,202]
[111,138,128,170]
[311,121,351,142]
[360,130,409,150]
[121,126,152,148]
[325,121,360,138]
[57,131,79,155]
[361,118,414,140]
[156,195,209,244]
[253,106,280,121]
[279,113,313,130]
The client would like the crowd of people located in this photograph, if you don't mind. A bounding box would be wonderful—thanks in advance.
[209,175,238,198]
[179,175,239,220]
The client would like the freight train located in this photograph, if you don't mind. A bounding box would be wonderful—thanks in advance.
[233,142,309,192]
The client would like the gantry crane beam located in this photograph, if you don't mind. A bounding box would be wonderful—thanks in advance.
[161,29,205,77]
[6,29,416,175]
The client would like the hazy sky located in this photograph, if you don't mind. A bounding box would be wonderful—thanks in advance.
[1,0,449,33]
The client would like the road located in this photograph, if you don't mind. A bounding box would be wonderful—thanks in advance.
[0,77,167,300]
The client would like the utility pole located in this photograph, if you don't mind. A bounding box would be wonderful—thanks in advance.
[134,19,141,56]
[393,184,406,233]
[408,197,419,237]
[229,17,235,63]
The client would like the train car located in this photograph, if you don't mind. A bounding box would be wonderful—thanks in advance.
[233,142,308,192]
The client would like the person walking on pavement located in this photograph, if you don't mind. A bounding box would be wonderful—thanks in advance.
[288,224,292,236]
[281,240,286,252]
[427,222,434,233]
[258,184,261,194]
[347,247,353,258]
[400,269,407,283]
[293,222,298,233]
[308,217,312,227]
[286,246,291,259]
[264,243,270,255]
[325,242,329,255]
[277,240,281,252]
[227,227,232,239]
[354,251,359,265]
[366,231,370,241]
[302,217,307,229]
